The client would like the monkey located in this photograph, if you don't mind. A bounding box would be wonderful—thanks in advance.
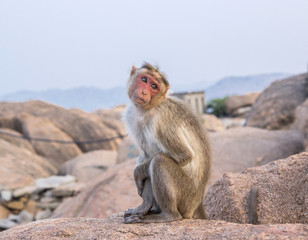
[122,63,211,223]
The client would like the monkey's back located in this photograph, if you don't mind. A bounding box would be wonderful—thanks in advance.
[156,97,212,185]
[158,97,210,151]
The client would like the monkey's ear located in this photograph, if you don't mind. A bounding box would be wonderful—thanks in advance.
[130,65,137,76]
[164,86,170,98]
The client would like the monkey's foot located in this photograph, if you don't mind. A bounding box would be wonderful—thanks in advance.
[124,209,134,218]
[124,213,183,224]
[124,214,144,224]
[124,209,146,221]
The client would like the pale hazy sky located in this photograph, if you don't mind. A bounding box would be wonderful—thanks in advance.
[1,0,308,96]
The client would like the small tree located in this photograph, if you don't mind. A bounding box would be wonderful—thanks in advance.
[206,97,227,117]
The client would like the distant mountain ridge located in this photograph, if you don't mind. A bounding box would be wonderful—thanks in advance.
[0,87,129,112]
[0,73,291,111]
[205,73,291,100]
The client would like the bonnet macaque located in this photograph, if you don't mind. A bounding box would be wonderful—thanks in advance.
[123,63,211,223]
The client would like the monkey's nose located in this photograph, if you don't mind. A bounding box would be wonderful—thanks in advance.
[142,89,148,95]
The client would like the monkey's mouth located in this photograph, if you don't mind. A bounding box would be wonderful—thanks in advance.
[133,97,148,105]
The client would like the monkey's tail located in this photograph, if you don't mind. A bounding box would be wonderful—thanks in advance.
[248,187,259,224]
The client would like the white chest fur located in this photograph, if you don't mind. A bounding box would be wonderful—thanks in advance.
[123,104,160,159]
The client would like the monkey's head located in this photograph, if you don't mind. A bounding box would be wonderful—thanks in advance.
[127,63,170,109]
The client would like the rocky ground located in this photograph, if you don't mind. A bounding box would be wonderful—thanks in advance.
[0,73,308,238]
[0,214,307,240]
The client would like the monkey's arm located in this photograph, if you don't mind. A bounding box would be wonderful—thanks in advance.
[134,153,151,196]
[134,161,151,196]
[157,127,193,165]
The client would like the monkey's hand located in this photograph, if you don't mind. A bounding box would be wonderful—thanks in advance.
[134,163,150,196]
[135,176,146,196]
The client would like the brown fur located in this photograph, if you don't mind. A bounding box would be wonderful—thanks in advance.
[123,63,211,223]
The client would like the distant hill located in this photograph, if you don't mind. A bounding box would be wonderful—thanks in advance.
[0,73,291,111]
[0,87,128,112]
[172,73,291,101]
[205,73,291,101]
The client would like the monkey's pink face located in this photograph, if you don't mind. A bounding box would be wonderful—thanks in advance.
[129,73,161,107]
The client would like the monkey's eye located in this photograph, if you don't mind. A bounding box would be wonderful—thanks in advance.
[141,76,147,83]
[150,83,158,90]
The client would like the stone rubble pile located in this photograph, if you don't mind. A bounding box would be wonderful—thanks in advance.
[0,175,82,231]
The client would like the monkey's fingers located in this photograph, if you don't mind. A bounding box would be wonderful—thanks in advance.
[124,214,143,224]
[124,209,134,218]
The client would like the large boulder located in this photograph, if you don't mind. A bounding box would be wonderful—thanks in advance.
[116,137,139,164]
[1,215,307,239]
[209,127,304,186]
[292,99,308,151]
[202,114,224,132]
[0,101,121,152]
[58,150,117,182]
[91,109,126,149]
[0,128,35,152]
[0,116,20,130]
[245,73,308,129]
[225,92,260,116]
[205,152,308,224]
[18,113,82,167]
[0,139,56,190]
[69,108,120,151]
[52,159,139,219]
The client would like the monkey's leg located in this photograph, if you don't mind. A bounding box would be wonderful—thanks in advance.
[127,154,199,223]
[133,160,151,196]
[148,202,161,214]
[192,203,207,219]
[124,178,154,222]
[125,203,160,218]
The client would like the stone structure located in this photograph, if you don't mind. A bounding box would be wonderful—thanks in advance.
[172,91,205,114]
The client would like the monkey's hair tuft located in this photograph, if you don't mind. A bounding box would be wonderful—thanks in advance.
[141,62,169,87]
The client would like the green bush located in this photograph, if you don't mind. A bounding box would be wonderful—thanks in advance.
[207,97,227,117]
